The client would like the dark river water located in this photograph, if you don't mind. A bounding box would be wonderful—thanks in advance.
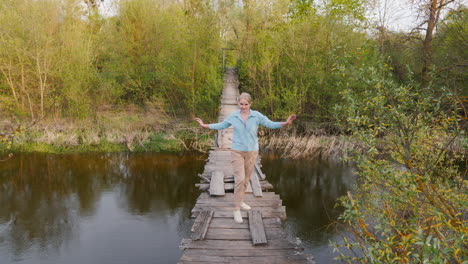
[0,153,355,264]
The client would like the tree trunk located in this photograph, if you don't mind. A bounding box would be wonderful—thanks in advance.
[0,66,18,106]
[21,63,34,119]
[421,0,439,87]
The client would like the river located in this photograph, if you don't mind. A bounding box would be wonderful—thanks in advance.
[0,153,355,263]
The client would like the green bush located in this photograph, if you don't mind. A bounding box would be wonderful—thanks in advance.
[333,64,467,263]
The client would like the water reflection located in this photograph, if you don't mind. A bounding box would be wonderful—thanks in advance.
[0,153,204,264]
[0,152,354,264]
[262,154,355,263]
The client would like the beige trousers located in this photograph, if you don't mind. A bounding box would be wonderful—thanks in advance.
[231,150,259,208]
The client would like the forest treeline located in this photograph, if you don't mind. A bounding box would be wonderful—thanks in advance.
[0,0,465,123]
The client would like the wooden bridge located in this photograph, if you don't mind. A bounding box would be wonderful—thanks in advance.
[178,68,315,264]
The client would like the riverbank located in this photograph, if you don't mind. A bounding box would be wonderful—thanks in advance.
[0,107,214,155]
[1,115,356,160]
[2,113,464,161]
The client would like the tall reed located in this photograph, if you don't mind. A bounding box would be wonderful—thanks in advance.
[259,129,357,160]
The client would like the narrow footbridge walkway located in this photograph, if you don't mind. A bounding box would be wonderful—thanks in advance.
[178,68,315,264]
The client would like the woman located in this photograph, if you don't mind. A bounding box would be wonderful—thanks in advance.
[194,93,296,223]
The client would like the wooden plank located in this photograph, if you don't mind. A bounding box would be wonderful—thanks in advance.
[249,210,268,245]
[205,160,232,165]
[192,206,286,214]
[180,238,297,250]
[250,169,263,197]
[192,208,286,219]
[196,181,273,192]
[203,167,233,177]
[179,255,310,263]
[209,171,225,196]
[204,163,233,169]
[205,227,286,240]
[198,174,210,183]
[191,210,214,240]
[197,192,279,200]
[208,217,282,229]
[179,69,314,264]
[181,248,305,257]
[194,200,282,208]
[255,164,266,180]
[204,164,233,171]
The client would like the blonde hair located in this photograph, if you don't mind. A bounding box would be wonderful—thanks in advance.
[238,92,252,104]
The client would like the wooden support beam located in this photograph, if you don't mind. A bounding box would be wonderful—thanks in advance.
[209,171,225,196]
[191,210,214,240]
[248,210,268,245]
[197,174,210,183]
[255,164,266,180]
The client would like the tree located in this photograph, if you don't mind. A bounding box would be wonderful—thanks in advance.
[334,64,467,263]
[409,0,460,86]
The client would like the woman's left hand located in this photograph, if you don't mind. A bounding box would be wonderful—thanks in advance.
[286,114,296,125]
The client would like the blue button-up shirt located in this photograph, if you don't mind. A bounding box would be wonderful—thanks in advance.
[208,110,282,151]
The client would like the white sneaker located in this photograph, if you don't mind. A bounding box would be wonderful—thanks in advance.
[233,210,243,223]
[240,202,251,211]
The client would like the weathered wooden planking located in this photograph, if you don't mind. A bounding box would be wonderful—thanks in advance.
[180,248,305,257]
[191,210,214,240]
[198,174,211,183]
[205,227,285,240]
[209,150,232,156]
[192,206,286,214]
[208,217,282,229]
[192,207,286,220]
[221,100,238,105]
[255,164,266,180]
[197,192,279,200]
[202,170,233,178]
[200,171,265,183]
[209,171,225,196]
[250,169,263,197]
[196,181,273,192]
[194,200,282,208]
[180,238,298,250]
[249,210,268,245]
[205,160,232,165]
[179,69,314,264]
[204,165,234,175]
[179,255,310,263]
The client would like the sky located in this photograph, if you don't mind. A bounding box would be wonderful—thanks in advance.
[98,0,467,32]
[370,0,467,32]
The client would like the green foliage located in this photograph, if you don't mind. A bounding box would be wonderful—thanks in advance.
[289,0,316,20]
[236,0,380,121]
[0,0,100,119]
[134,133,182,152]
[0,0,222,121]
[98,0,222,117]
[325,0,369,22]
[433,7,468,95]
[333,64,467,263]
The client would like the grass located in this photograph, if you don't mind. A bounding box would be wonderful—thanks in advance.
[7,126,209,154]
[1,106,373,159]
[259,128,357,160]
[1,104,215,154]
[2,116,359,159]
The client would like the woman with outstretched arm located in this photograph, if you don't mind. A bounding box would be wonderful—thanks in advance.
[194,92,296,223]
